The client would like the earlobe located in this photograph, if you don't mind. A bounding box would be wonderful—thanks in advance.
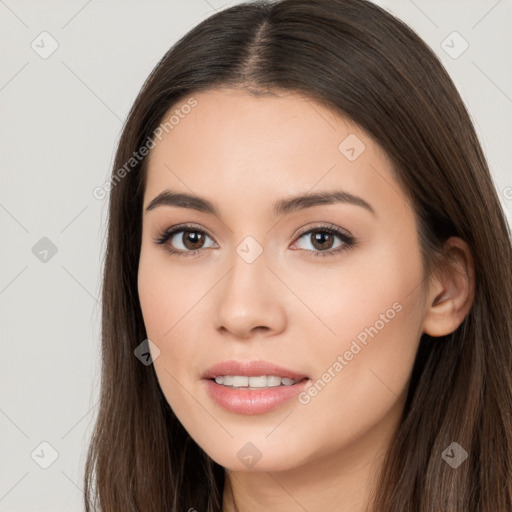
[422,237,475,338]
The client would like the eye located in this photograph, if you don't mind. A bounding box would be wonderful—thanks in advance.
[291,224,356,258]
[154,224,217,257]
[154,222,357,259]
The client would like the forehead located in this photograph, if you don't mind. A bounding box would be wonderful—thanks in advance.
[143,88,406,220]
[149,88,355,160]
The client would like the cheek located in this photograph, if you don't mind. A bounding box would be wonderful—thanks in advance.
[137,246,212,382]
[292,232,425,440]
[137,249,193,394]
[295,293,422,455]
[280,227,424,350]
[137,244,199,340]
[137,251,203,423]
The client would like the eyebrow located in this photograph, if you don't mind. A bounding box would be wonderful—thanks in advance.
[144,189,376,217]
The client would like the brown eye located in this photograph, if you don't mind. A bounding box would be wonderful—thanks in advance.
[291,224,356,259]
[155,225,217,255]
[295,228,344,252]
[310,231,335,251]
[180,230,205,250]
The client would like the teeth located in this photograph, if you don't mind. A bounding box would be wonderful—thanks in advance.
[213,375,300,388]
[266,376,282,387]
[232,376,249,387]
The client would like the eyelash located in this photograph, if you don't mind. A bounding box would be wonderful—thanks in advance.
[153,223,357,259]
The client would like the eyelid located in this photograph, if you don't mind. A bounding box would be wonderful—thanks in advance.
[293,221,353,240]
[154,222,215,243]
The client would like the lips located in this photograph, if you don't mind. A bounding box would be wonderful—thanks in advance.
[202,360,311,414]
[202,360,309,381]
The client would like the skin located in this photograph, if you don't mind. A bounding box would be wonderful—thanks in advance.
[137,87,475,512]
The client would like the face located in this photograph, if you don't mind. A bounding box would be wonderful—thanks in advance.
[137,88,428,472]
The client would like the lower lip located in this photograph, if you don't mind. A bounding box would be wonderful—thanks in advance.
[203,378,310,415]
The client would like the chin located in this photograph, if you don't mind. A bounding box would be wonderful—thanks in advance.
[198,437,312,473]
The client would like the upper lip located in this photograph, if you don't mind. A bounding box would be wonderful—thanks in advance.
[202,360,309,380]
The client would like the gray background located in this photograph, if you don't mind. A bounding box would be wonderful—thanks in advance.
[1,1,510,510]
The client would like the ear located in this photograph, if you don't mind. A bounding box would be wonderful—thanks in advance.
[422,237,475,337]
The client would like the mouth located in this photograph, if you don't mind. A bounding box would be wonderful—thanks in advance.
[209,375,309,389]
[202,359,309,383]
[201,360,311,414]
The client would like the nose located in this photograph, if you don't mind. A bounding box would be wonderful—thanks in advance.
[213,247,287,340]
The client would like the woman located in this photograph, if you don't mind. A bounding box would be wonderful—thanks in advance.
[84,1,512,510]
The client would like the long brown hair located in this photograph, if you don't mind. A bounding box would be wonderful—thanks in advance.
[84,1,512,510]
